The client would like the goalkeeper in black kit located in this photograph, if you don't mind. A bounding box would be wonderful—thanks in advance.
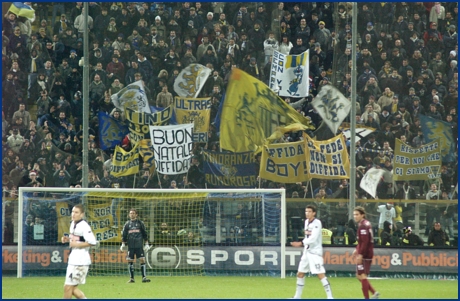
[120,209,151,283]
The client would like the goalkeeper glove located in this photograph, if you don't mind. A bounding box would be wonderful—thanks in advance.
[143,243,150,252]
[120,243,126,252]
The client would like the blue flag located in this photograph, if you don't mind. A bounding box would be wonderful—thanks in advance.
[419,114,456,162]
[98,111,130,150]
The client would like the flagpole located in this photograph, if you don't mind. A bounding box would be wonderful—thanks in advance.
[348,3,358,218]
[82,2,89,188]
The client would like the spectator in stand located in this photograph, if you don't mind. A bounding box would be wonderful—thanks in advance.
[425,183,442,235]
[313,180,333,197]
[402,226,424,246]
[428,222,450,246]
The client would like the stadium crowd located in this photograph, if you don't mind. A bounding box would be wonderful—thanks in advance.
[1,2,458,243]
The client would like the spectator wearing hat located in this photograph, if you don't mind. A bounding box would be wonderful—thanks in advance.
[203,12,216,34]
[357,4,375,33]
[312,20,331,51]
[364,20,378,41]
[24,170,44,187]
[400,226,424,246]
[199,45,218,68]
[443,25,457,54]
[244,56,264,80]
[111,33,124,51]
[187,7,204,33]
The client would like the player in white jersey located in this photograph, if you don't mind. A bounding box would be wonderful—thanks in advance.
[290,205,333,299]
[61,204,97,299]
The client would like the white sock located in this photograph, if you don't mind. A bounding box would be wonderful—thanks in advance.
[321,277,333,299]
[294,277,305,299]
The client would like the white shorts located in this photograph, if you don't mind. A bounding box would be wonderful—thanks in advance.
[297,252,325,275]
[65,265,89,286]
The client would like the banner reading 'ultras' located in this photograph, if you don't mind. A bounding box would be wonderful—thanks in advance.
[149,124,194,175]
[110,143,140,176]
[259,140,309,183]
[3,246,457,274]
[269,50,309,97]
[304,133,350,179]
[203,150,257,188]
[393,138,442,181]
[174,97,211,143]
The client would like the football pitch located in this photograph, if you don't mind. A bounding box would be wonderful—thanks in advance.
[2,276,458,299]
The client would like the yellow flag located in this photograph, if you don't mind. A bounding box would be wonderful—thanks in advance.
[220,68,314,152]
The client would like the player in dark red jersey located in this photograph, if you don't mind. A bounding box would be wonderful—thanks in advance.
[352,206,379,299]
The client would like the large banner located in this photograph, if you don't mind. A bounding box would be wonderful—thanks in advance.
[360,167,386,199]
[269,50,309,97]
[85,201,119,242]
[393,138,442,181]
[110,143,140,176]
[111,80,151,113]
[220,68,314,152]
[3,245,457,274]
[419,114,456,162]
[259,140,309,183]
[312,85,351,135]
[124,105,173,143]
[149,124,194,175]
[304,133,350,179]
[202,150,257,188]
[174,97,211,143]
[173,64,211,97]
[98,111,130,150]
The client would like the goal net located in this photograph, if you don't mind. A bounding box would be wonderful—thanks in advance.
[17,187,286,278]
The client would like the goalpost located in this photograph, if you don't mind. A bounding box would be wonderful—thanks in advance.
[17,187,286,278]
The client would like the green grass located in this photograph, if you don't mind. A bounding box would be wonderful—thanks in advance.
[2,276,458,299]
